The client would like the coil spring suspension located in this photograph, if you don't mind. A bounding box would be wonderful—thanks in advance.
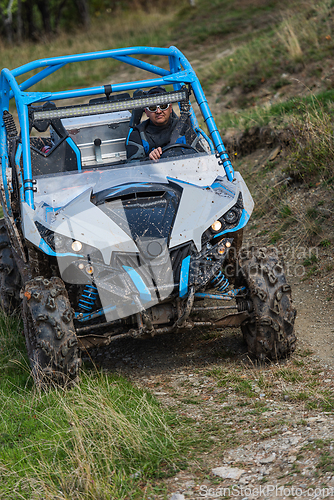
[211,270,229,292]
[78,284,99,311]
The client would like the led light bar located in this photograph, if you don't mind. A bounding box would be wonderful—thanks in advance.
[33,90,188,121]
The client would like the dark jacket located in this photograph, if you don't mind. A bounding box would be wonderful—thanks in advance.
[126,112,201,160]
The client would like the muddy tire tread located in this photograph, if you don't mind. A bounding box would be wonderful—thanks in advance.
[23,276,81,387]
[0,219,21,312]
[237,246,297,360]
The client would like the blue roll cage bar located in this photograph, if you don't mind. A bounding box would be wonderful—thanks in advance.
[0,45,234,211]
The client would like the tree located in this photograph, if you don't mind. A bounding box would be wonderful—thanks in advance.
[0,0,15,43]
[36,0,52,34]
[16,0,22,42]
[75,0,90,29]
[0,0,91,43]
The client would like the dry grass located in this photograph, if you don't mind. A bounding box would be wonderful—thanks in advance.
[287,96,334,183]
[276,16,303,60]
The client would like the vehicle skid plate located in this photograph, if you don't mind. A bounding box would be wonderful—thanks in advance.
[76,310,251,349]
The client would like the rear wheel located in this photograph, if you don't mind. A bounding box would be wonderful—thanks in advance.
[0,219,21,312]
[22,276,81,388]
[236,246,297,360]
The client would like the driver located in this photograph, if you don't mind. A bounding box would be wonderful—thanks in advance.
[126,86,200,161]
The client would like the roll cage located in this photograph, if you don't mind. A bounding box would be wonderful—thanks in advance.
[0,46,234,214]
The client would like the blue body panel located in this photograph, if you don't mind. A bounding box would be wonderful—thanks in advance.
[123,265,151,303]
[179,255,191,298]
[66,137,82,171]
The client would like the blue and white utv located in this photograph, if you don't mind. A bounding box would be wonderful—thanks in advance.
[0,46,296,386]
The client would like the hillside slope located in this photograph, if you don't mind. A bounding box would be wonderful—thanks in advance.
[174,0,334,365]
[1,1,334,498]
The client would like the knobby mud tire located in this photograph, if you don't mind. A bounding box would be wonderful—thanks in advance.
[0,219,21,312]
[22,276,81,388]
[236,246,297,360]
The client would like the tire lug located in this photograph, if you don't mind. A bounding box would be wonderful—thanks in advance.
[46,295,56,311]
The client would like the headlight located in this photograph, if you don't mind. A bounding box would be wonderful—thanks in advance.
[201,196,244,248]
[85,265,94,275]
[223,208,239,224]
[211,220,222,232]
[71,240,83,252]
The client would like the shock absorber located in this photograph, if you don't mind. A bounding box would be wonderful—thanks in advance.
[211,269,229,292]
[78,284,99,311]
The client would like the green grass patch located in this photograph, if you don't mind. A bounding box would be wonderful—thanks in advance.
[0,370,179,500]
[303,253,318,266]
[270,231,282,244]
[0,312,178,500]
[279,205,292,218]
[320,239,331,248]
[317,451,334,473]
[274,368,303,383]
[234,380,255,398]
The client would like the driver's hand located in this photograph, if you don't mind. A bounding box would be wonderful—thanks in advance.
[149,147,162,161]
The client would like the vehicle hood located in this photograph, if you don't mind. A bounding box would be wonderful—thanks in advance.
[22,154,254,263]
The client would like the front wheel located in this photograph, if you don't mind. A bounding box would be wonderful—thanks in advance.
[22,276,81,388]
[0,219,21,312]
[236,246,297,360]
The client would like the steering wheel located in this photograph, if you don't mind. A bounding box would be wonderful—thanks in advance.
[161,143,199,157]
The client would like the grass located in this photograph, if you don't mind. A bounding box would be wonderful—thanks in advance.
[172,0,284,47]
[276,16,303,61]
[286,96,334,183]
[303,253,318,266]
[240,126,333,248]
[1,309,334,497]
[279,205,292,219]
[194,0,334,126]
[204,354,334,414]
[1,0,333,103]
[0,312,178,500]
[320,239,331,248]
[215,88,334,138]
[1,373,178,500]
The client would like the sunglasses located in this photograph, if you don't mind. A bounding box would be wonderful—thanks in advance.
[146,103,170,112]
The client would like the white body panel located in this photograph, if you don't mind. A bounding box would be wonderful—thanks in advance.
[25,153,254,258]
